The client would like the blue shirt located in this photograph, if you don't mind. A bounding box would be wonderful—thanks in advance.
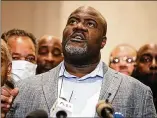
[58,61,104,117]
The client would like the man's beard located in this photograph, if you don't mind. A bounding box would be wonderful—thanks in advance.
[140,73,157,110]
[36,63,55,74]
[63,41,100,66]
[131,67,157,109]
[132,71,157,97]
[139,73,157,88]
[63,42,89,66]
[65,42,87,56]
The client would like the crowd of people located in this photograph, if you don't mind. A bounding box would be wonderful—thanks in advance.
[1,6,157,118]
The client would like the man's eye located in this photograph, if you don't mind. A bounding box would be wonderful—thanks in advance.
[86,20,97,28]
[140,56,152,63]
[54,52,62,57]
[12,56,20,60]
[38,49,48,55]
[53,50,62,57]
[126,58,134,63]
[68,19,78,25]
[26,57,35,63]
[87,22,95,28]
[111,58,120,64]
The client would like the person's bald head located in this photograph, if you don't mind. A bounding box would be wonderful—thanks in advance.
[38,35,61,46]
[62,6,107,66]
[110,44,137,60]
[109,44,137,75]
[36,35,63,74]
[1,39,12,86]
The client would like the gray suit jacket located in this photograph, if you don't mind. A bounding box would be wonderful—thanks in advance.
[6,62,157,118]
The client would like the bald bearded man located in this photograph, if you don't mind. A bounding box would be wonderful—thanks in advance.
[2,6,156,118]
[132,43,157,110]
[109,44,137,76]
[36,35,64,74]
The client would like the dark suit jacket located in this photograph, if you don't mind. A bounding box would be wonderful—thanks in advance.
[6,62,157,118]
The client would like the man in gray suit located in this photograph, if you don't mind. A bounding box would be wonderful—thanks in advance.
[1,6,157,118]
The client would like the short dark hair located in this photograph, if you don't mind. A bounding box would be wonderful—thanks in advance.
[1,28,37,49]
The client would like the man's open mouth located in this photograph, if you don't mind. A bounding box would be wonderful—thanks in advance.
[70,32,85,42]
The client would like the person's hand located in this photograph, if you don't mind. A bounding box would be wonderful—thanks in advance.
[1,86,19,118]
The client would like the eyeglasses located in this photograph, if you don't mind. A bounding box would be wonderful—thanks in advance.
[110,56,136,64]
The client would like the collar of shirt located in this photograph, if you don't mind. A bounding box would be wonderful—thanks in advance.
[59,61,103,81]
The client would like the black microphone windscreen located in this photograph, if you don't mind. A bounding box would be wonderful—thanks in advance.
[26,109,48,118]
[56,110,67,118]
[101,107,114,118]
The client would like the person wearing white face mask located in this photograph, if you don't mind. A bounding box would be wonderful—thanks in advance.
[12,60,37,81]
[1,29,37,81]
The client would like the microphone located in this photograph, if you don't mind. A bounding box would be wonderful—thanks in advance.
[25,109,48,118]
[96,100,114,118]
[50,97,73,118]
[96,93,115,118]
[56,110,67,118]
[96,94,124,118]
[5,79,14,89]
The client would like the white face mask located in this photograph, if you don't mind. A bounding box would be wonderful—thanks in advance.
[12,60,37,82]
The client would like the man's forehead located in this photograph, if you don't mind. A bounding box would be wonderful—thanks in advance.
[72,6,97,14]
[8,36,33,45]
[69,6,104,19]
[38,36,53,44]
[139,44,157,53]
[137,44,157,59]
[112,46,136,56]
[38,36,61,46]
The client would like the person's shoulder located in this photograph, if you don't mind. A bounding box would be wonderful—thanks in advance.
[107,67,151,92]
[16,65,60,89]
[15,72,47,89]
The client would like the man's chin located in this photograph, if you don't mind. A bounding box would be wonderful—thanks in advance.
[140,73,157,84]
[119,71,129,76]
[149,73,157,80]
[143,72,157,77]
[44,67,54,71]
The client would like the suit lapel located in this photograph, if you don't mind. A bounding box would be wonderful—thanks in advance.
[99,63,122,103]
[42,64,61,110]
[42,62,122,116]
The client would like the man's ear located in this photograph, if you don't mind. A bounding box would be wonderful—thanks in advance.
[101,36,107,49]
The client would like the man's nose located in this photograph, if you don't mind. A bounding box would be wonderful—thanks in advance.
[119,60,129,67]
[20,57,26,61]
[45,53,54,62]
[73,22,88,32]
[150,58,157,70]
[120,60,128,65]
